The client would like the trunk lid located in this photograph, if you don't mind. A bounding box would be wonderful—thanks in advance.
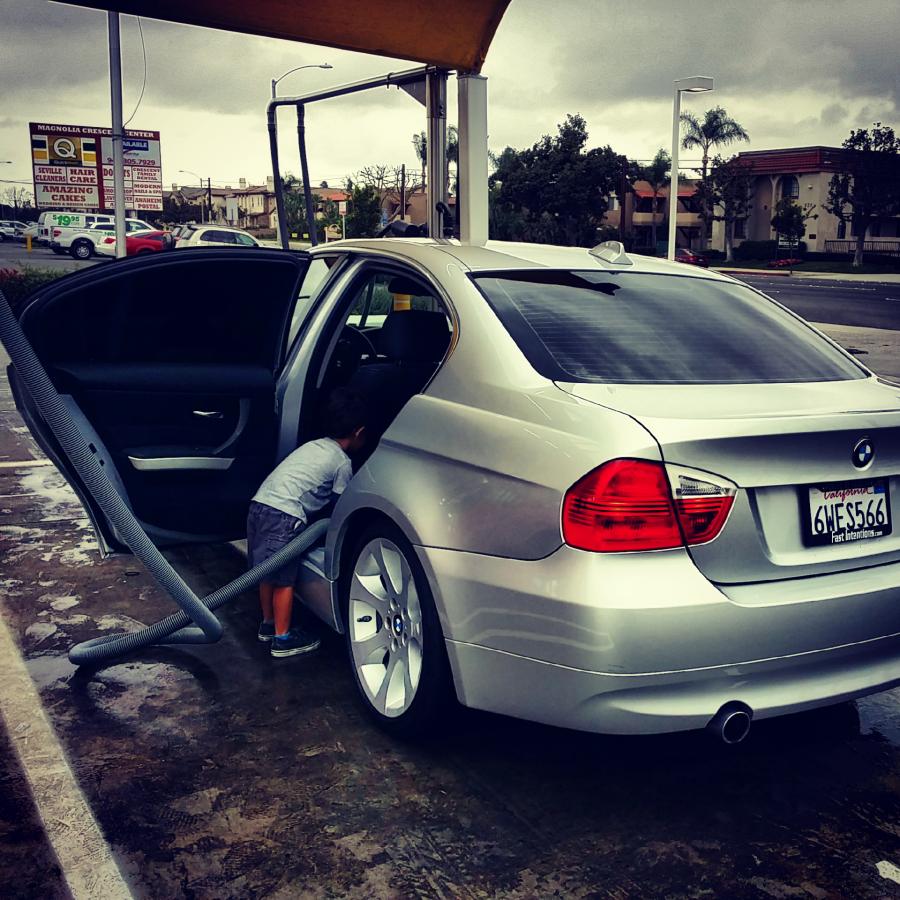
[559,377,900,583]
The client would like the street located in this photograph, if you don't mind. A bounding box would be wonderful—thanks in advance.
[733,273,900,332]
[2,305,900,898]
[0,242,104,273]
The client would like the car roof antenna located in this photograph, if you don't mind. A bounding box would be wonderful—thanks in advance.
[589,240,633,266]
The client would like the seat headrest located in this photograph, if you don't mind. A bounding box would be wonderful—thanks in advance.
[379,310,451,363]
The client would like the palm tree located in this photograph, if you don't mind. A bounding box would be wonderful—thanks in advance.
[635,148,670,251]
[680,106,749,244]
[411,126,459,192]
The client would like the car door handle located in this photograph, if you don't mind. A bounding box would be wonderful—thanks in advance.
[192,409,224,419]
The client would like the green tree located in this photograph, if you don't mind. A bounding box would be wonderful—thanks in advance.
[412,125,459,191]
[702,154,754,262]
[680,106,750,244]
[632,148,670,250]
[281,173,307,235]
[344,183,382,237]
[825,123,900,267]
[489,114,623,246]
[771,197,817,269]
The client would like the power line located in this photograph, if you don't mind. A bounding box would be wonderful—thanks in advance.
[123,17,147,128]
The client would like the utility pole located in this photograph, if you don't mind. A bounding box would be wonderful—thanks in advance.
[207,177,213,222]
[400,163,406,221]
[107,12,127,259]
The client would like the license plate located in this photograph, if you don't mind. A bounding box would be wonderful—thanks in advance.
[803,479,892,547]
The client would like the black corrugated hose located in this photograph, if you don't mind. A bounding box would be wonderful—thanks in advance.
[0,286,328,665]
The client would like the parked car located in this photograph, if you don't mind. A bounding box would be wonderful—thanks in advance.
[0,220,29,241]
[38,211,115,247]
[20,223,39,242]
[95,230,174,258]
[675,247,709,267]
[10,240,900,742]
[52,219,155,259]
[174,224,259,248]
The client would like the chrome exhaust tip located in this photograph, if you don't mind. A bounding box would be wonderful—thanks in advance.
[708,702,753,745]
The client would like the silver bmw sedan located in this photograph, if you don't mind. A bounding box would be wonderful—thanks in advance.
[13,239,900,742]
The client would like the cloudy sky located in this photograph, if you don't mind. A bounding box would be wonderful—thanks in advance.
[1,0,897,195]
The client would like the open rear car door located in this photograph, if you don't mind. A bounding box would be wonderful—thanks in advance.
[9,248,310,553]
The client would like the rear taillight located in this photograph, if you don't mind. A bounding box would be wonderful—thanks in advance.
[563,459,736,552]
[53,228,61,237]
[102,237,115,244]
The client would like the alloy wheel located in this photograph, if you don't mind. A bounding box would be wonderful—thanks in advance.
[349,537,423,717]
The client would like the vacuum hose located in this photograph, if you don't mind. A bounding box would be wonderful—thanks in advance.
[0,286,327,666]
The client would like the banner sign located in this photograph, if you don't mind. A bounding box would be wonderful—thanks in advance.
[30,122,163,212]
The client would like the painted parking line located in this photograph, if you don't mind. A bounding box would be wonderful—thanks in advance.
[0,613,133,899]
[0,458,53,468]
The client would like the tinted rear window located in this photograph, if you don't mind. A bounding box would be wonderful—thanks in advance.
[473,270,865,384]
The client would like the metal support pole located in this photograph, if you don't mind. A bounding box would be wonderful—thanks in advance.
[667,87,681,260]
[400,163,406,221]
[297,105,318,246]
[267,108,290,249]
[107,12,127,259]
[426,71,448,239]
[457,73,489,246]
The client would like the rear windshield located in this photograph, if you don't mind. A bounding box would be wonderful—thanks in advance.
[472,270,865,384]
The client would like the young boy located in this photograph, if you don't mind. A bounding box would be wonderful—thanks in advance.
[247,388,367,657]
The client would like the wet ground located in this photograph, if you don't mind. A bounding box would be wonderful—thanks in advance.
[4,346,900,897]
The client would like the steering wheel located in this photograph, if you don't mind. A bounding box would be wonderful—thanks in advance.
[331,325,378,380]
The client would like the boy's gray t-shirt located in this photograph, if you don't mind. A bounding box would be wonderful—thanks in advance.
[252,437,352,523]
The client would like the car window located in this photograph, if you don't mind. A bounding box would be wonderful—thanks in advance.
[33,256,305,368]
[287,256,340,347]
[472,269,866,385]
[234,232,256,246]
[200,229,233,243]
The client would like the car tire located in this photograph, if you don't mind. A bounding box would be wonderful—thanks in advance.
[135,249,153,255]
[71,240,93,260]
[342,522,455,739]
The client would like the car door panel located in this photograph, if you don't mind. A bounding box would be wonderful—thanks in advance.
[13,249,309,551]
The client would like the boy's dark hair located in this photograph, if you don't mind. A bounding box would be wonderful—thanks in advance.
[324,387,367,439]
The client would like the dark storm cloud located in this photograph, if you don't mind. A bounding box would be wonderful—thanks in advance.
[533,0,898,111]
[2,1,417,116]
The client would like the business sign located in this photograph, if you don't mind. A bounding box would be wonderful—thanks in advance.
[30,122,163,212]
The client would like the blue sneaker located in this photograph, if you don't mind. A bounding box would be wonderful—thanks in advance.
[258,621,276,643]
[271,628,321,658]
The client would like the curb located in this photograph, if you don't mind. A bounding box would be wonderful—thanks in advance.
[714,269,791,277]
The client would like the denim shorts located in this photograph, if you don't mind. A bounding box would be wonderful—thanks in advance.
[246,501,305,587]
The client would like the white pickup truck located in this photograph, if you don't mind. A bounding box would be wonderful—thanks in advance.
[49,218,155,259]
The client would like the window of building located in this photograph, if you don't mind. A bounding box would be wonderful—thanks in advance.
[869,221,882,238]
[780,176,800,200]
[837,220,846,239]
[734,218,746,239]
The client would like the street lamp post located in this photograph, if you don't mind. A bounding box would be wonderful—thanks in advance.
[667,76,714,260]
[270,63,332,100]
[271,63,332,248]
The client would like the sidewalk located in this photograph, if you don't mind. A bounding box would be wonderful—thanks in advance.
[715,266,900,284]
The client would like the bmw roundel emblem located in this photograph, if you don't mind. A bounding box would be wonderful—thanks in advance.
[852,437,874,469]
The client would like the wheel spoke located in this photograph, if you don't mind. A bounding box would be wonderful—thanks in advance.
[350,570,389,618]
[352,630,390,667]
[407,640,422,690]
[377,543,403,599]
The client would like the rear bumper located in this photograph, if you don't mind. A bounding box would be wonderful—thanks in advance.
[445,633,900,734]
[418,544,900,734]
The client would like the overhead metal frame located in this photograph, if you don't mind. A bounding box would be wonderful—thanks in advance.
[267,65,443,248]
